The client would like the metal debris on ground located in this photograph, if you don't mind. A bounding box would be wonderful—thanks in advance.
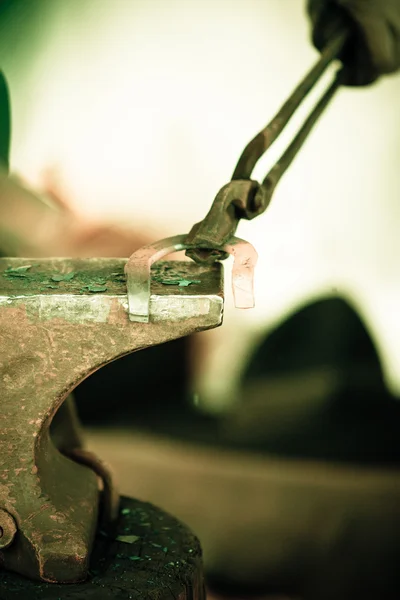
[115,535,140,544]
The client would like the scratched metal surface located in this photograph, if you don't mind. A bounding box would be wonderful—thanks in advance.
[0,258,222,297]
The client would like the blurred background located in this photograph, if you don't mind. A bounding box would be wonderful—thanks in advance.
[1,1,400,598]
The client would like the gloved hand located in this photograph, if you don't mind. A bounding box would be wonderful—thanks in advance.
[308,0,400,85]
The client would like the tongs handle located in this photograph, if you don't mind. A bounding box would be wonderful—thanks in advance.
[186,22,351,264]
[232,27,348,181]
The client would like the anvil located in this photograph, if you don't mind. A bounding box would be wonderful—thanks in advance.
[0,236,256,587]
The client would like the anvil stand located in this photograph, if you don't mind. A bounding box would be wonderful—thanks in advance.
[0,495,205,600]
[0,237,256,599]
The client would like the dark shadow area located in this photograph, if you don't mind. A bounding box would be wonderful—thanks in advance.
[224,296,400,465]
[74,336,192,427]
[74,295,400,468]
[244,296,381,380]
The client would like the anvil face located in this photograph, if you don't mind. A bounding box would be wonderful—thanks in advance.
[0,257,223,583]
[0,258,224,324]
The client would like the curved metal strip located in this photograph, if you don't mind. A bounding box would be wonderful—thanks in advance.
[124,235,258,322]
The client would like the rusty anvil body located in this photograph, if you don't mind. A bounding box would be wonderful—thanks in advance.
[0,257,223,583]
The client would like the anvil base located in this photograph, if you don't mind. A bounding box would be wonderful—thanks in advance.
[0,496,205,600]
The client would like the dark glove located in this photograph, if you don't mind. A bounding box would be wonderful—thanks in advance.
[308,0,400,85]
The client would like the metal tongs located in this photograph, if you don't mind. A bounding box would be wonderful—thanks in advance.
[126,22,351,322]
[185,23,351,264]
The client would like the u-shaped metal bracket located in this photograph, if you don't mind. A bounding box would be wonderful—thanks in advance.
[124,234,258,323]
